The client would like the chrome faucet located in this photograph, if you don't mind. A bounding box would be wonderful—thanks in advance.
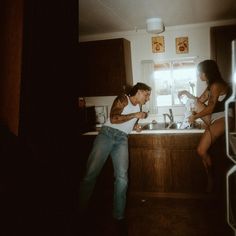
[163,109,174,127]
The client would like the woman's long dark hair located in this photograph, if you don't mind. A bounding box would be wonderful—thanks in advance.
[197,60,225,87]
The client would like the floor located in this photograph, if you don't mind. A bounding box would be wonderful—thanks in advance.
[79,192,234,236]
[127,194,232,236]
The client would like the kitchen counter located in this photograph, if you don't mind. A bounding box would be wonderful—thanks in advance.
[83,128,205,135]
[83,115,205,135]
[80,127,228,195]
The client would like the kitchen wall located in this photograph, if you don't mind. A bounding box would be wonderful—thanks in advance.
[79,19,236,122]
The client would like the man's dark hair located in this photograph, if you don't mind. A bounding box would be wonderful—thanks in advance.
[128,82,151,96]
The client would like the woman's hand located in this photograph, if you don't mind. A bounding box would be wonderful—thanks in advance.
[178,90,189,98]
[188,114,196,124]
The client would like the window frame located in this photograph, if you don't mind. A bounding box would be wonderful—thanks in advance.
[153,58,198,107]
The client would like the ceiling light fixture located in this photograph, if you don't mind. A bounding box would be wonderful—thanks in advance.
[146,18,165,34]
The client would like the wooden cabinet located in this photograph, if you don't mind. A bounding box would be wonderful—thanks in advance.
[79,38,133,96]
[128,133,230,195]
[210,25,236,84]
[80,133,232,196]
[128,134,205,193]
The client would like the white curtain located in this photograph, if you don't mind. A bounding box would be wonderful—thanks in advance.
[141,60,158,114]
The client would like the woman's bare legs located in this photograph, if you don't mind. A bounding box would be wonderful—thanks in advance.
[197,118,225,192]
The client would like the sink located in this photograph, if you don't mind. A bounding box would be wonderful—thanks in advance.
[141,122,166,130]
[141,122,201,130]
[166,122,181,129]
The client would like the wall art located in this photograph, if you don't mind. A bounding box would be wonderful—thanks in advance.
[152,36,165,53]
[176,37,189,54]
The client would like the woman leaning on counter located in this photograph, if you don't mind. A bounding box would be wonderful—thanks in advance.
[178,59,233,193]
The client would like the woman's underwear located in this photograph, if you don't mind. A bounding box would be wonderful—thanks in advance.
[211,108,233,124]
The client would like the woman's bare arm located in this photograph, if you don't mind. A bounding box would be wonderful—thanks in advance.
[192,84,221,120]
[197,88,210,103]
[178,88,209,103]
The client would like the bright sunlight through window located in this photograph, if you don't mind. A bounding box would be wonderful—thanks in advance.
[154,59,197,107]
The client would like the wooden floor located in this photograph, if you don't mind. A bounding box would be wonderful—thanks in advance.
[79,192,234,236]
[127,194,232,236]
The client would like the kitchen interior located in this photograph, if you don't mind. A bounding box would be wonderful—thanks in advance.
[79,0,236,236]
[0,0,236,235]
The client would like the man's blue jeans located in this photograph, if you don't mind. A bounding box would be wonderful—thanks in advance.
[79,126,129,220]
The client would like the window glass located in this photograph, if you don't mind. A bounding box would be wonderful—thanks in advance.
[154,59,197,107]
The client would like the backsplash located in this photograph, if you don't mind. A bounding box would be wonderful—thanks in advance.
[84,96,186,123]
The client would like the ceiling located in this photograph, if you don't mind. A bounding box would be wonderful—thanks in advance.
[79,0,236,36]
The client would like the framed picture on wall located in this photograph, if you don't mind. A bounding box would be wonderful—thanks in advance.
[176,37,189,54]
[152,36,165,53]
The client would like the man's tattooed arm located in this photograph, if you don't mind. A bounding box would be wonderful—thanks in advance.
[110,94,139,124]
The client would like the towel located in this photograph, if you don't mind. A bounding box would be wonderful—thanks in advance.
[180,98,196,129]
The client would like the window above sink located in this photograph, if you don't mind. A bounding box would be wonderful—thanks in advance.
[154,58,197,107]
[141,58,199,114]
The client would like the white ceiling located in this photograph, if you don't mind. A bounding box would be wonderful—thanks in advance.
[79,0,236,36]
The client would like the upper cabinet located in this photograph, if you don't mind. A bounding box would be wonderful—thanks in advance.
[79,38,133,96]
[210,25,236,84]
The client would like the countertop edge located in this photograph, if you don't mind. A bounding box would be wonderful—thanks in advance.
[83,129,205,135]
